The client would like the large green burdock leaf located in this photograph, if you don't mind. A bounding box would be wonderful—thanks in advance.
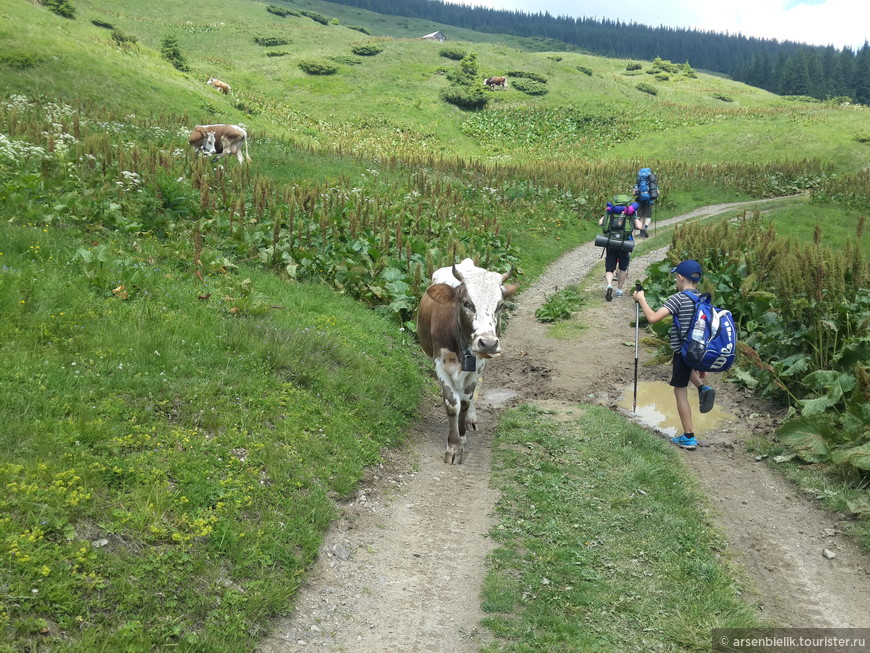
[832,441,870,471]
[777,414,834,463]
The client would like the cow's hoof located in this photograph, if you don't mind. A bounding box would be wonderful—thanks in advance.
[444,448,464,465]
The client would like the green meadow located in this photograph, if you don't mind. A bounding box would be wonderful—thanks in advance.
[1,0,868,650]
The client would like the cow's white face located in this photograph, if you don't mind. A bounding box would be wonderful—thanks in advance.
[458,270,511,358]
[200,131,217,154]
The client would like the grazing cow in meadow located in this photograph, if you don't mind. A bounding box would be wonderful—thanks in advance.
[484,76,506,89]
[188,124,251,164]
[417,258,518,464]
[206,78,231,94]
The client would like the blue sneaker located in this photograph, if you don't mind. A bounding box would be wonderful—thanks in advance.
[671,434,697,450]
[698,385,716,413]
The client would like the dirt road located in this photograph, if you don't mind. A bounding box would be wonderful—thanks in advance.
[258,200,870,652]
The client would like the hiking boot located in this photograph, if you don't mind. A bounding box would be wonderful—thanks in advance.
[698,385,716,413]
[605,285,613,302]
[639,228,649,238]
[671,434,698,450]
[615,288,624,298]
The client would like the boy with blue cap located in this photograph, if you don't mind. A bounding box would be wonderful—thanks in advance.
[632,259,716,450]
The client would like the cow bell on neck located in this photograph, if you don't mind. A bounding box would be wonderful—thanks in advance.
[460,348,477,372]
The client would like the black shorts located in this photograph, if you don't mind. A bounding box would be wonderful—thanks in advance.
[638,202,653,219]
[604,247,630,272]
[669,352,693,388]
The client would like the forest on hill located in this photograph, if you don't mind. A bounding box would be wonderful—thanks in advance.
[325,0,870,103]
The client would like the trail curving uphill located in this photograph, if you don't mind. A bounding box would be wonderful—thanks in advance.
[258,199,870,652]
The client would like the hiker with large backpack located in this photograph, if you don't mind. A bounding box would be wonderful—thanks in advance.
[633,167,659,238]
[633,260,737,450]
[596,194,643,301]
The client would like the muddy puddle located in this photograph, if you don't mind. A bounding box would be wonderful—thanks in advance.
[617,380,733,437]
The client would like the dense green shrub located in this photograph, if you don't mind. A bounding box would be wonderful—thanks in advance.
[347,25,370,35]
[511,78,548,96]
[441,86,489,110]
[626,62,642,71]
[506,70,547,83]
[577,65,593,76]
[266,4,299,17]
[0,52,45,70]
[351,44,383,56]
[329,55,363,65]
[636,82,658,95]
[42,0,75,19]
[654,73,670,81]
[651,57,681,74]
[300,10,330,25]
[712,93,733,102]
[91,19,113,29]
[159,35,189,72]
[254,35,290,47]
[298,58,338,75]
[111,28,138,46]
[439,46,467,61]
[266,50,289,57]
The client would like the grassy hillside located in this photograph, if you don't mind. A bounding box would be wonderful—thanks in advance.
[3,0,869,170]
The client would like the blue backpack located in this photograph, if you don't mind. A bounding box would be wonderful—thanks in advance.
[636,168,659,203]
[673,291,737,372]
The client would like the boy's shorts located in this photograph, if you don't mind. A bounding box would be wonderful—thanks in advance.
[604,247,630,272]
[669,352,693,388]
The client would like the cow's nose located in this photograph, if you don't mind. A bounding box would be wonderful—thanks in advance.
[476,336,500,353]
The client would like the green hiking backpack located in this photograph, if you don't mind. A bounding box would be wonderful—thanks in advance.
[603,194,636,240]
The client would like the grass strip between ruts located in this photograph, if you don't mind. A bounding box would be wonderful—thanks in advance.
[482,403,765,652]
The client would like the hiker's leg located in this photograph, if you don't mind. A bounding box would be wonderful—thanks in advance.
[674,386,694,434]
[616,254,629,289]
[693,370,716,413]
[670,354,694,434]
[604,249,617,287]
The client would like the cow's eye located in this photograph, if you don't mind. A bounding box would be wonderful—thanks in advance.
[462,300,474,310]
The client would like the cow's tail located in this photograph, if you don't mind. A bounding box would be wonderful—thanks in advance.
[244,134,251,164]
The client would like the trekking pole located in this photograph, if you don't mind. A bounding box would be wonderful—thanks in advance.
[633,281,643,413]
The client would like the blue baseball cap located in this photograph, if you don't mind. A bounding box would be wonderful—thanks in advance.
[670,259,702,282]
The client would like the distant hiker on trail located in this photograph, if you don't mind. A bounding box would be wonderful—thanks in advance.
[597,194,642,301]
[632,260,716,450]
[633,167,659,238]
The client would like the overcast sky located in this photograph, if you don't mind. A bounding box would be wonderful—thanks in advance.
[441,0,867,51]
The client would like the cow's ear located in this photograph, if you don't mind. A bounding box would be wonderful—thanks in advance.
[426,283,457,304]
[501,283,519,299]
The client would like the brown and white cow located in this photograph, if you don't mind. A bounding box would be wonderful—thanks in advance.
[417,258,518,464]
[188,124,251,164]
[484,76,507,89]
[207,78,231,94]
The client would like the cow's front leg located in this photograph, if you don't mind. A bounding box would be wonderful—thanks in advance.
[441,387,464,465]
[459,378,479,451]
[436,353,467,464]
